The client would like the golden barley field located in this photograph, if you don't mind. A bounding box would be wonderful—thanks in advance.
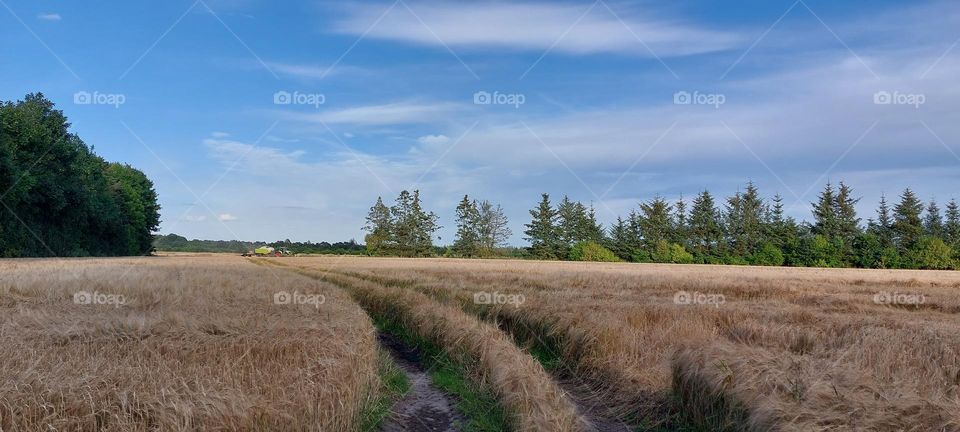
[280,256,960,432]
[0,257,379,431]
[2,255,960,432]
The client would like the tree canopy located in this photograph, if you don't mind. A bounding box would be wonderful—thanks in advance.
[0,93,160,257]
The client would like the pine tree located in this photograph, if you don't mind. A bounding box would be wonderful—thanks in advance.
[452,195,481,257]
[390,190,438,257]
[362,196,393,255]
[556,196,580,246]
[893,188,924,251]
[524,194,560,259]
[723,190,745,256]
[945,199,960,247]
[583,204,605,243]
[923,199,944,239]
[688,190,723,258]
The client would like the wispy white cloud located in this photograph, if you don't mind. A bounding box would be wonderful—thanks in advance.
[217,213,238,221]
[37,13,61,21]
[282,101,463,125]
[265,61,365,80]
[332,2,742,57]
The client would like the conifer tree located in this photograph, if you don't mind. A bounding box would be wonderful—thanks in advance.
[452,195,481,257]
[688,190,723,257]
[893,188,924,252]
[362,196,393,255]
[476,200,512,254]
[639,197,672,251]
[923,199,944,239]
[524,194,561,259]
[812,182,838,239]
[945,199,960,247]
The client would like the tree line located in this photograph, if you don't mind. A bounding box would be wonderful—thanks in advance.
[0,94,160,257]
[153,233,364,255]
[364,182,960,270]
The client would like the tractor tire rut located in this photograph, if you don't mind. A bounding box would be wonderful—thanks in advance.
[377,332,466,432]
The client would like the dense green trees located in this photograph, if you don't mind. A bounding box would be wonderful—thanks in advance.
[363,190,440,257]
[0,93,160,257]
[524,183,958,269]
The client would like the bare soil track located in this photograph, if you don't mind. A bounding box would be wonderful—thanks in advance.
[377,332,466,432]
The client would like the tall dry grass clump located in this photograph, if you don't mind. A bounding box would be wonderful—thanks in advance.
[268,260,587,432]
[287,256,960,431]
[0,257,379,431]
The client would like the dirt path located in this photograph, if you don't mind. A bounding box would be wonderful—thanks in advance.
[377,332,466,432]
[557,378,633,432]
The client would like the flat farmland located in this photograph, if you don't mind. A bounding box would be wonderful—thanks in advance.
[279,256,960,432]
[3,255,959,431]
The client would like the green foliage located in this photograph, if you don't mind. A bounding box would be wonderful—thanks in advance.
[908,237,956,270]
[568,240,621,262]
[651,240,694,264]
[0,93,159,257]
[524,193,562,259]
[750,242,784,266]
[363,190,440,257]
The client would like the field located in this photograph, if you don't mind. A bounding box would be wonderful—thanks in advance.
[2,256,959,431]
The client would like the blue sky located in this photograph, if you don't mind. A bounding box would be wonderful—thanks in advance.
[2,0,959,244]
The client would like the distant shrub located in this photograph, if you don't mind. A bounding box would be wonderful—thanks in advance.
[569,241,621,262]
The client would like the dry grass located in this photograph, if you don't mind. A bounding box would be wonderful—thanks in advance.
[0,257,379,431]
[267,259,586,432]
[285,256,960,432]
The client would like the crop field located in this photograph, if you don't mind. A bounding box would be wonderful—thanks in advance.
[2,256,959,431]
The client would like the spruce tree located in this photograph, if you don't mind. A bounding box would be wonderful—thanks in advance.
[834,182,861,243]
[812,182,837,239]
[524,194,560,259]
[871,194,894,247]
[607,216,631,260]
[893,188,924,252]
[639,196,673,251]
[673,195,688,245]
[688,190,723,258]
[945,199,960,247]
[452,195,481,257]
[923,199,944,239]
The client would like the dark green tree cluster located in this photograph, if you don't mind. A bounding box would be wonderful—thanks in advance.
[153,234,364,255]
[523,194,604,260]
[363,190,440,257]
[0,94,160,257]
[451,195,512,257]
[526,182,960,269]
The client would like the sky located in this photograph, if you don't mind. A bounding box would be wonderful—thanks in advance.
[2,0,959,245]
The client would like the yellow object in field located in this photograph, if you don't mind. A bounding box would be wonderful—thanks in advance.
[255,246,275,255]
